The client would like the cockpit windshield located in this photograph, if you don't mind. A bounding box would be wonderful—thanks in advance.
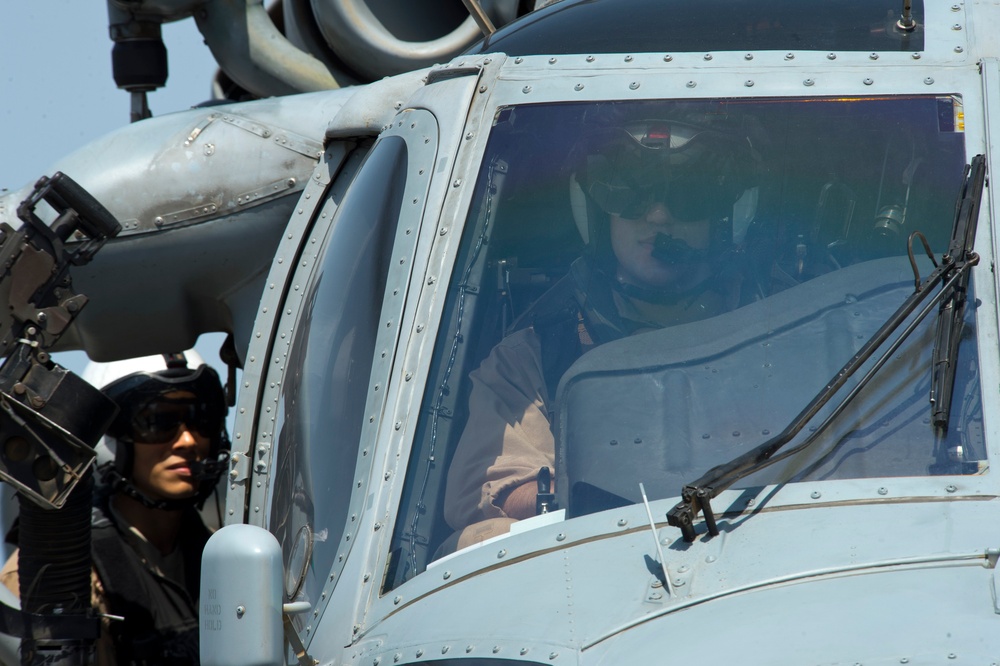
[384,95,981,590]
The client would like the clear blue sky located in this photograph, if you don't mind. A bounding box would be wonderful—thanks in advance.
[1,2,218,191]
[1,2,229,376]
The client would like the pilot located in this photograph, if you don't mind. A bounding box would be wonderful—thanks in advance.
[443,112,761,548]
[0,350,229,665]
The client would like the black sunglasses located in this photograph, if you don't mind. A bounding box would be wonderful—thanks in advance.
[589,176,724,222]
[130,399,223,445]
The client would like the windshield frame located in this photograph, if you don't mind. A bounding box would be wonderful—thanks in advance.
[370,55,1000,616]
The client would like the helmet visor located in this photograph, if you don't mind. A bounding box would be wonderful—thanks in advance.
[130,397,226,445]
[578,121,757,222]
[104,364,227,445]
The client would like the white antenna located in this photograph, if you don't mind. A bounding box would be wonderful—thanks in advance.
[461,0,497,36]
[640,483,674,597]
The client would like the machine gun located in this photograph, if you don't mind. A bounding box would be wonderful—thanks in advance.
[0,172,122,665]
[0,172,121,509]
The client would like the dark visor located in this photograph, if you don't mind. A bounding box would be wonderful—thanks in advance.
[103,365,227,444]
[577,123,757,221]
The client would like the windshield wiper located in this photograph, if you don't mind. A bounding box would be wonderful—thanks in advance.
[930,156,986,434]
[666,155,987,543]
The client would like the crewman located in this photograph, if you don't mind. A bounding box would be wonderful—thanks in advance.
[443,112,761,548]
[1,350,229,665]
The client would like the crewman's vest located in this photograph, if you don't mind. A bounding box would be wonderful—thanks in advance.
[90,503,210,665]
[514,257,632,402]
[519,255,743,401]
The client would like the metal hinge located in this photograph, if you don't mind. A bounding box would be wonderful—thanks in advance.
[228,451,251,483]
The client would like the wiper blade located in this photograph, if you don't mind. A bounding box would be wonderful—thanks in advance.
[666,155,987,543]
[930,156,986,431]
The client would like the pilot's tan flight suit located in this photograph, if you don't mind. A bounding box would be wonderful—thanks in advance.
[442,257,738,553]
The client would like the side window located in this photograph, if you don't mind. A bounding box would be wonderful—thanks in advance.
[268,136,407,621]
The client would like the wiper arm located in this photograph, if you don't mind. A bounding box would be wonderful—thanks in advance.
[666,155,987,543]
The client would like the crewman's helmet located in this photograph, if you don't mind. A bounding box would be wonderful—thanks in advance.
[569,114,762,267]
[83,350,230,509]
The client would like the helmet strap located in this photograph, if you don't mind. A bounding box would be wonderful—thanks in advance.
[97,450,228,512]
[99,463,195,511]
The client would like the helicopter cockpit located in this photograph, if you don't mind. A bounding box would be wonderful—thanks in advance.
[383,94,980,589]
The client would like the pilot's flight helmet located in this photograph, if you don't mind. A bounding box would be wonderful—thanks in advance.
[83,350,230,509]
[569,109,762,266]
